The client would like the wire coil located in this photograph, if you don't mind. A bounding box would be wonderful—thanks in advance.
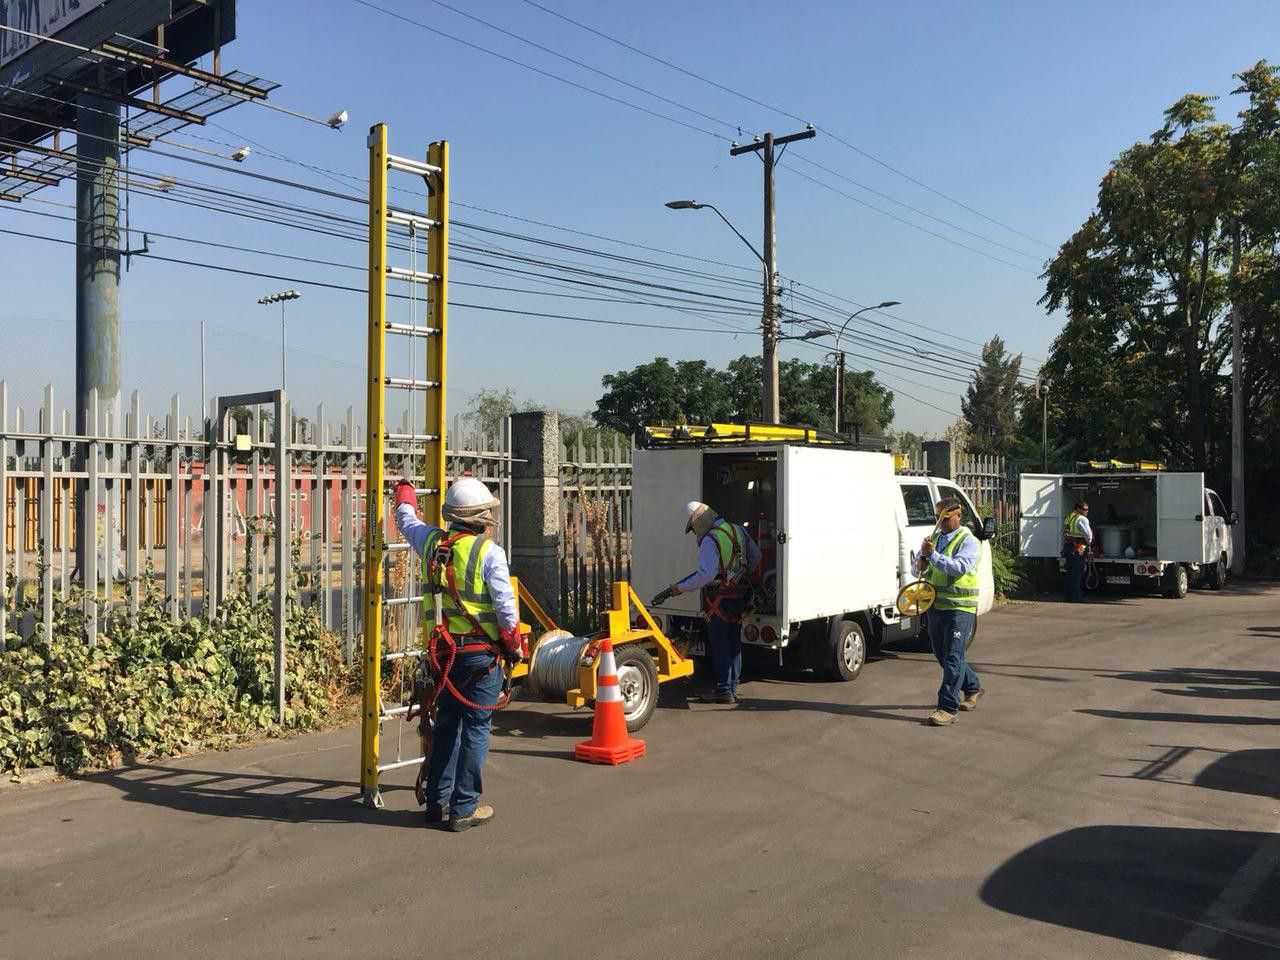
[524,630,592,701]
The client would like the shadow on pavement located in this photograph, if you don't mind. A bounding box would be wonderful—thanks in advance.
[1078,708,1280,725]
[734,698,933,724]
[1195,749,1280,801]
[981,825,1280,958]
[86,764,424,827]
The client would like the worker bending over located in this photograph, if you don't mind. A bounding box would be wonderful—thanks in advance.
[657,502,760,704]
[914,497,983,727]
[394,477,525,831]
[1062,500,1092,602]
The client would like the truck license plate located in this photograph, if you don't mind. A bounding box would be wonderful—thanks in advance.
[687,639,706,657]
[1106,575,1131,585]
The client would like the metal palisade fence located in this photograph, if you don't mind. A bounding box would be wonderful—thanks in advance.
[558,430,631,630]
[0,382,513,656]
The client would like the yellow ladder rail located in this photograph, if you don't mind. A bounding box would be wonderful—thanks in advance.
[361,124,449,809]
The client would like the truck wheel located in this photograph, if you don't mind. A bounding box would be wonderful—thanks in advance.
[1207,553,1227,591]
[612,644,659,732]
[1163,564,1189,599]
[826,620,866,682]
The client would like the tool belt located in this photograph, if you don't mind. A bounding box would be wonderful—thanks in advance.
[704,581,753,624]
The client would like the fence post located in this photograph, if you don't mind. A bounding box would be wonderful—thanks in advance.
[510,411,561,611]
[923,440,954,480]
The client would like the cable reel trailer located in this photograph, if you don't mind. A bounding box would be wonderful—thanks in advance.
[511,579,694,731]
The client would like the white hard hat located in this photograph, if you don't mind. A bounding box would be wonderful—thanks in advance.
[683,500,713,534]
[445,477,495,508]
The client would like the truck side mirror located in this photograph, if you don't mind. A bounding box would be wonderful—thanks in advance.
[981,517,998,541]
[1229,511,1240,525]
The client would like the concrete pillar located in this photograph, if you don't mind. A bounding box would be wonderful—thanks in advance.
[510,411,561,609]
[922,440,954,480]
[75,94,121,580]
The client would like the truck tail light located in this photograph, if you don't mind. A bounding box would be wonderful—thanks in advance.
[744,623,760,642]
[760,625,777,645]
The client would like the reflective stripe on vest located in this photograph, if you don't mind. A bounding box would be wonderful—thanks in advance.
[421,529,500,643]
[925,526,979,612]
[707,522,746,582]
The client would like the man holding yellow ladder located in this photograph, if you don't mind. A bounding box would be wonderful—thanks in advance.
[914,497,983,727]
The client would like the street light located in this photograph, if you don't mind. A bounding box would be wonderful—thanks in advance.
[666,198,785,422]
[1036,375,1052,471]
[826,301,901,434]
[258,289,301,393]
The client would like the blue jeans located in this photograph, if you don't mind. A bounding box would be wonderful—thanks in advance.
[1065,553,1085,601]
[928,609,979,714]
[426,649,502,817]
[707,592,746,697]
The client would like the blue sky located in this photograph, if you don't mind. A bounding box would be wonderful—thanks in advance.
[2,0,1277,434]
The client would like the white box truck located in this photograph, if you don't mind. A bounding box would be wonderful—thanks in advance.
[1019,470,1236,597]
[633,435,996,682]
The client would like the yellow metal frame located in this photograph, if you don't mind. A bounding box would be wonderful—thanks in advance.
[565,581,694,708]
[360,125,450,807]
[360,124,389,807]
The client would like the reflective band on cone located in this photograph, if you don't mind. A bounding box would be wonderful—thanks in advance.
[574,638,646,765]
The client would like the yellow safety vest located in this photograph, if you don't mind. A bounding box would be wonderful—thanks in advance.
[707,522,747,583]
[925,527,980,613]
[1063,511,1087,541]
[421,529,500,643]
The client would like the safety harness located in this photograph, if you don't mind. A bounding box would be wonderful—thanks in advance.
[703,522,753,624]
[405,529,515,805]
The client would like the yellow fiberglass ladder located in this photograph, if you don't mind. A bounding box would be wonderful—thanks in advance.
[361,124,449,809]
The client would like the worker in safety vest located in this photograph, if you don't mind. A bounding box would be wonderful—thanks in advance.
[394,477,526,831]
[1062,500,1092,603]
[656,502,760,705]
[913,497,983,727]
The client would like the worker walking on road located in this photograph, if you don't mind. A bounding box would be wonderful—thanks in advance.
[394,477,525,831]
[1063,500,1093,603]
[915,498,983,727]
[656,502,760,704]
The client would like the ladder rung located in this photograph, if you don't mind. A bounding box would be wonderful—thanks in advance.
[384,541,412,553]
[385,595,425,607]
[388,208,440,230]
[382,481,441,495]
[384,648,424,662]
[377,756,425,773]
[386,432,441,442]
[386,322,440,338]
[384,377,442,390]
[382,704,412,718]
[386,154,442,177]
[386,266,440,284]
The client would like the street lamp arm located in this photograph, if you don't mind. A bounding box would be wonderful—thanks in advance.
[704,203,766,266]
[836,300,901,348]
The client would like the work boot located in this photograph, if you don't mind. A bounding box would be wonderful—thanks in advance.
[448,805,495,832]
[424,806,447,825]
[927,709,957,727]
[959,689,984,712]
[716,692,737,705]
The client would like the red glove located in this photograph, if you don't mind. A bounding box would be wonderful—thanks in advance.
[499,625,528,662]
[393,479,417,510]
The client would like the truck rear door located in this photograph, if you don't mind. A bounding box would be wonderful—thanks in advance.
[1157,472,1208,563]
[1019,474,1063,558]
[631,448,702,617]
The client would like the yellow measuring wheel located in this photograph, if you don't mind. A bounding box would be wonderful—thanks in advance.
[896,580,937,617]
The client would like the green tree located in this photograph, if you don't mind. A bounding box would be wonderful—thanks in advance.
[961,336,1023,455]
[592,358,732,437]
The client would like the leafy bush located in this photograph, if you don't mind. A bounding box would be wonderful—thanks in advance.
[990,542,1025,598]
[0,570,353,775]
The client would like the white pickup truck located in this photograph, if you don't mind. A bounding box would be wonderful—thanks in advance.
[634,433,996,682]
[1019,471,1236,597]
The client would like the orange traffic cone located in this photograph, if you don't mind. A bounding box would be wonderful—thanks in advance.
[574,638,646,765]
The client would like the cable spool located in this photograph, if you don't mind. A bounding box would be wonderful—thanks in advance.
[525,630,592,701]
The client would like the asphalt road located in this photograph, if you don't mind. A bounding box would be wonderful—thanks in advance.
[3,584,1278,960]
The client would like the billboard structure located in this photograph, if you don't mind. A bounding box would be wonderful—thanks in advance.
[1,0,110,72]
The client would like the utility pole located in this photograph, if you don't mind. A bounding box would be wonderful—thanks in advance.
[834,351,846,434]
[730,127,815,423]
[1229,221,1246,576]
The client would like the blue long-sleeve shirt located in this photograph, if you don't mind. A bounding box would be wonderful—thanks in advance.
[676,519,762,592]
[394,503,518,632]
[912,526,980,579]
